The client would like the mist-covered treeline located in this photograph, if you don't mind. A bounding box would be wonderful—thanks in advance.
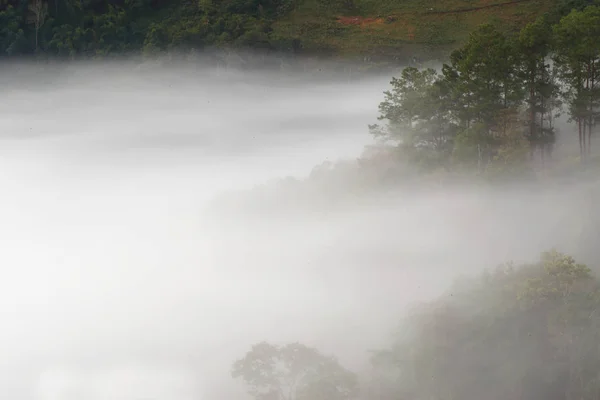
[212,4,600,218]
[370,5,600,174]
[217,6,600,400]
[368,249,600,400]
[231,250,600,400]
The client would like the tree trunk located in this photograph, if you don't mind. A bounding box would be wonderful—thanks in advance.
[578,118,584,162]
[588,119,592,157]
[582,119,587,160]
[588,61,593,157]
[529,67,536,155]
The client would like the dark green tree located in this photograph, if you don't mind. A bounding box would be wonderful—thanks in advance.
[517,16,560,162]
[443,24,525,170]
[369,67,458,170]
[553,6,600,160]
[27,0,48,52]
[369,67,438,141]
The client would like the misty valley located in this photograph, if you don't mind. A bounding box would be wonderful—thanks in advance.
[0,3,600,400]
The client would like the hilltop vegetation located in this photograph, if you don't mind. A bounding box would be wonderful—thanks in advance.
[0,0,596,61]
[213,3,600,217]
[368,6,600,175]
[272,0,559,59]
[231,250,600,400]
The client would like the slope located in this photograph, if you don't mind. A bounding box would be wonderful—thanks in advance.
[271,0,558,58]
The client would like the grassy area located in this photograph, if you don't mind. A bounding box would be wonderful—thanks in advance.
[0,0,557,62]
[271,0,558,58]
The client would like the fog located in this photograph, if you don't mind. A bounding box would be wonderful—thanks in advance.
[0,60,598,400]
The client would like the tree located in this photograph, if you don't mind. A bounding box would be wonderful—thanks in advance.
[443,24,524,169]
[0,5,26,56]
[370,24,540,175]
[373,250,600,400]
[27,0,48,52]
[369,67,458,171]
[552,0,600,21]
[231,341,359,400]
[553,6,600,161]
[517,16,560,163]
[370,67,439,143]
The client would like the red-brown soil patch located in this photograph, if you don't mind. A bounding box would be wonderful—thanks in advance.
[337,16,385,27]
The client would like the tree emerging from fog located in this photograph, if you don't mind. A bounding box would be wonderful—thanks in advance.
[230,249,600,400]
[232,341,359,400]
[370,5,600,172]
[366,250,600,400]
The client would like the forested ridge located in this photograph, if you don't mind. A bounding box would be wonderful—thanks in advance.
[0,0,597,59]
[0,0,292,58]
[232,251,600,400]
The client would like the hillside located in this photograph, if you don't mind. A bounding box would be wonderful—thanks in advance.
[271,0,558,59]
[0,0,578,62]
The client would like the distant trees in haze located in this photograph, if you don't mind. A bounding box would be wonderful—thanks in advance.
[232,250,600,400]
[232,341,358,400]
[366,250,600,400]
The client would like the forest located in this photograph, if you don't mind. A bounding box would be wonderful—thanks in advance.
[368,5,600,175]
[232,250,600,400]
[215,5,600,220]
[0,0,290,57]
[223,3,600,400]
[0,0,597,59]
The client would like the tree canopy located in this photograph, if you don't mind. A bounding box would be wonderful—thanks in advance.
[229,249,600,400]
[0,0,294,58]
[370,6,600,173]
[367,250,600,400]
[0,0,594,59]
[232,341,359,400]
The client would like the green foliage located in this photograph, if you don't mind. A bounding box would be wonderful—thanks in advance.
[372,67,439,137]
[371,6,600,175]
[0,0,570,58]
[232,341,359,400]
[365,250,600,400]
[553,6,600,160]
[0,0,294,57]
[369,67,458,171]
[550,0,600,22]
[450,24,523,125]
[0,5,27,55]
[372,25,532,175]
[517,15,559,160]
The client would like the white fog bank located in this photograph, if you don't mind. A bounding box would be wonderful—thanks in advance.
[0,60,598,400]
[0,61,387,400]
